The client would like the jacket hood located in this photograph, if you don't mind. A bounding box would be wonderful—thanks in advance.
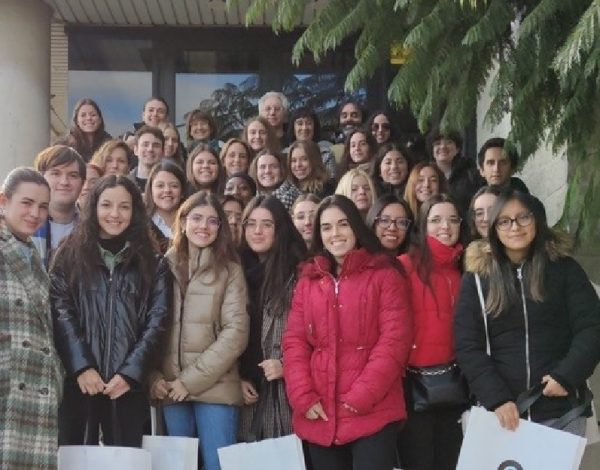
[300,248,391,279]
[464,230,573,275]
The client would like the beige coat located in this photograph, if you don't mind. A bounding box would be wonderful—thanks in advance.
[152,246,249,405]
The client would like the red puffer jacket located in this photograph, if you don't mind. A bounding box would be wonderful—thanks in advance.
[283,248,412,446]
[398,236,463,367]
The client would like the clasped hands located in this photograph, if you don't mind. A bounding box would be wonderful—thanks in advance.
[76,368,130,400]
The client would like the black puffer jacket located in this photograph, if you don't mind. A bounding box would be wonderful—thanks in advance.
[50,251,171,385]
[446,156,482,218]
[454,239,600,422]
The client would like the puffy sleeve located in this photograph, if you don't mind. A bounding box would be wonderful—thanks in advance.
[50,256,97,377]
[548,257,600,390]
[454,272,514,410]
[341,267,413,414]
[179,263,250,394]
[283,277,322,415]
[117,256,172,384]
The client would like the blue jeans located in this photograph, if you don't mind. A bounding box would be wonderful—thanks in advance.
[163,402,239,470]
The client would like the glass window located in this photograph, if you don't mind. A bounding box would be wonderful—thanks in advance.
[68,70,152,136]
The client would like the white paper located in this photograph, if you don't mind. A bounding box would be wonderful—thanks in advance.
[218,434,306,470]
[58,446,152,470]
[142,435,199,470]
[457,406,587,470]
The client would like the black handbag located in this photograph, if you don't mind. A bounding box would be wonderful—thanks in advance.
[406,362,470,412]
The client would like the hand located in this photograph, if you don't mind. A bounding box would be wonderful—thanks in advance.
[150,378,171,400]
[167,379,189,402]
[305,402,328,421]
[258,359,283,381]
[541,375,568,397]
[494,401,520,431]
[103,374,131,400]
[76,369,106,395]
[241,380,259,405]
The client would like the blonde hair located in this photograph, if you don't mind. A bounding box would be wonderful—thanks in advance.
[335,169,376,209]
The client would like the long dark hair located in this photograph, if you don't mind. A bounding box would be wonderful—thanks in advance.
[171,192,239,287]
[410,194,465,285]
[369,141,412,189]
[65,98,108,159]
[240,195,307,314]
[144,159,187,216]
[186,143,225,194]
[366,194,414,255]
[311,195,383,271]
[51,175,158,295]
[338,128,377,176]
[486,190,566,316]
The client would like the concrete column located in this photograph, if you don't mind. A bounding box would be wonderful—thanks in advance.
[0,0,53,181]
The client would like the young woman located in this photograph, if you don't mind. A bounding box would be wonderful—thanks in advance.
[77,163,103,211]
[367,110,395,146]
[220,138,252,177]
[57,98,111,162]
[283,194,412,470]
[160,122,186,168]
[187,143,225,195]
[335,169,376,218]
[221,195,244,247]
[144,160,186,254]
[185,109,220,154]
[248,150,302,211]
[224,172,257,205]
[290,193,321,249]
[287,140,335,198]
[455,190,600,436]
[397,194,466,470]
[431,131,481,217]
[91,139,131,176]
[0,168,63,469]
[50,175,170,447]
[467,185,502,240]
[149,192,249,470]
[403,162,447,221]
[366,194,414,256]
[338,128,377,176]
[370,142,411,199]
[286,107,336,178]
[238,195,307,441]
[242,116,280,157]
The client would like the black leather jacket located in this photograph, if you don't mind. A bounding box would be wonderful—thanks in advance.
[50,252,171,385]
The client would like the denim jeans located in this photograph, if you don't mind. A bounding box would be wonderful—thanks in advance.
[163,402,239,470]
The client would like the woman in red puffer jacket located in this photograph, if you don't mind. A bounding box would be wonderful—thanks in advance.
[397,194,466,470]
[283,194,412,470]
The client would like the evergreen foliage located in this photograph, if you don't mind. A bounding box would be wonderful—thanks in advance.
[228,0,600,251]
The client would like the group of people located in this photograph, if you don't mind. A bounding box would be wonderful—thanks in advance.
[1,90,600,470]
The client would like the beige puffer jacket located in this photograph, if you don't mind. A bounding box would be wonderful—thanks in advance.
[152,245,249,405]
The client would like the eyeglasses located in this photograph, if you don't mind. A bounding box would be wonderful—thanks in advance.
[376,217,411,230]
[242,219,275,231]
[186,214,221,228]
[496,212,534,231]
[427,216,462,226]
[371,123,391,131]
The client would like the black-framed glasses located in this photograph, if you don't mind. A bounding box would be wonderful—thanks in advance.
[376,217,411,230]
[496,212,534,231]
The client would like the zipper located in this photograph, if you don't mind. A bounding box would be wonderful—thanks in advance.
[103,269,117,379]
[516,264,532,420]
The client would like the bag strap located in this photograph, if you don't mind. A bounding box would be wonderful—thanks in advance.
[516,383,594,430]
[474,273,490,356]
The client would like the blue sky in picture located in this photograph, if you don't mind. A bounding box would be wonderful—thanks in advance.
[68,71,254,136]
[68,70,152,136]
